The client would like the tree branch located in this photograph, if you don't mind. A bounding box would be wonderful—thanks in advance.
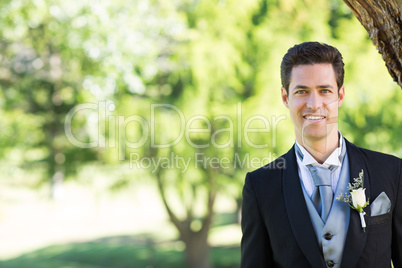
[155,169,184,234]
[201,167,217,234]
[343,0,402,88]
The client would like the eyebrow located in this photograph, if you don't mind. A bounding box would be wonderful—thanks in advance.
[317,85,334,89]
[292,85,309,90]
[292,84,334,91]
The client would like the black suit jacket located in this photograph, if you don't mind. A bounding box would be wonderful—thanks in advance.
[241,140,402,268]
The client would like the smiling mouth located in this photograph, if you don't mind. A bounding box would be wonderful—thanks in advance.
[303,115,326,120]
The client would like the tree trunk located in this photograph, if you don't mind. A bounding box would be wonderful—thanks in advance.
[51,170,65,200]
[182,229,211,268]
[343,0,402,88]
[154,154,218,268]
[235,197,243,224]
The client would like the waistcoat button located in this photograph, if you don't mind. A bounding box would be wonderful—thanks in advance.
[327,260,335,267]
[324,233,333,240]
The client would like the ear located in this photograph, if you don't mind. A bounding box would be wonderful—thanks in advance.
[338,85,345,107]
[281,87,289,108]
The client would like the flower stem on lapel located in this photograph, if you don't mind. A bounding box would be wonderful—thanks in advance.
[359,212,366,232]
[336,170,369,232]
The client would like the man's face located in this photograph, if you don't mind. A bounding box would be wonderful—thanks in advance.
[281,63,345,145]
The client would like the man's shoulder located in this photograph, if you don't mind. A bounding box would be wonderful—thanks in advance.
[347,141,401,163]
[247,148,293,179]
[244,150,294,194]
[346,140,401,173]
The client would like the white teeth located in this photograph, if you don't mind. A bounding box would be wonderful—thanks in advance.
[305,116,324,120]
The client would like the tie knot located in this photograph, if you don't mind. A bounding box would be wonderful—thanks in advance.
[308,166,332,186]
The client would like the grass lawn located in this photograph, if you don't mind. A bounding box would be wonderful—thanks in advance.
[0,165,241,268]
[0,234,240,268]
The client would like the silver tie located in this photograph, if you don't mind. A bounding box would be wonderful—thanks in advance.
[295,141,346,223]
[307,166,334,222]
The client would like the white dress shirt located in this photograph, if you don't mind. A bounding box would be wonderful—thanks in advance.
[295,133,344,197]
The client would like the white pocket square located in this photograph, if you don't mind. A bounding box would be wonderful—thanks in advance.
[370,192,391,216]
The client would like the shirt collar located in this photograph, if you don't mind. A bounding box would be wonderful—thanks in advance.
[295,132,344,168]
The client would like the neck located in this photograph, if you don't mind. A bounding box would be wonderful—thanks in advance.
[296,130,340,164]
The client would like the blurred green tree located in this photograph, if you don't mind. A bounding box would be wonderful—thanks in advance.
[0,0,98,197]
[0,0,183,198]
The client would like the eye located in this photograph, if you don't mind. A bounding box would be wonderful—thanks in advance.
[321,89,331,93]
[295,90,306,94]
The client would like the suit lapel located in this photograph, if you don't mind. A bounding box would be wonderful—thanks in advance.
[283,146,326,267]
[341,140,371,268]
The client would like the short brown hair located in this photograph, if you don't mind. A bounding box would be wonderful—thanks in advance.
[280,42,344,93]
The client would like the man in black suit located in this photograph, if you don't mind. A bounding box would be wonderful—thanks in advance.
[241,42,402,267]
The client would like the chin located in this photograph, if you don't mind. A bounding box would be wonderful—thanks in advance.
[301,131,328,142]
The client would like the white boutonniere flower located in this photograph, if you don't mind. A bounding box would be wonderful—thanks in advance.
[337,170,369,232]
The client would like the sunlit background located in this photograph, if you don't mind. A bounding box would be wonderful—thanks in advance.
[0,0,401,267]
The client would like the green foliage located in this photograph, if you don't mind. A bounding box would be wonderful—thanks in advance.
[0,0,187,189]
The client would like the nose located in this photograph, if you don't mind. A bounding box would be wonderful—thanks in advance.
[306,92,322,110]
